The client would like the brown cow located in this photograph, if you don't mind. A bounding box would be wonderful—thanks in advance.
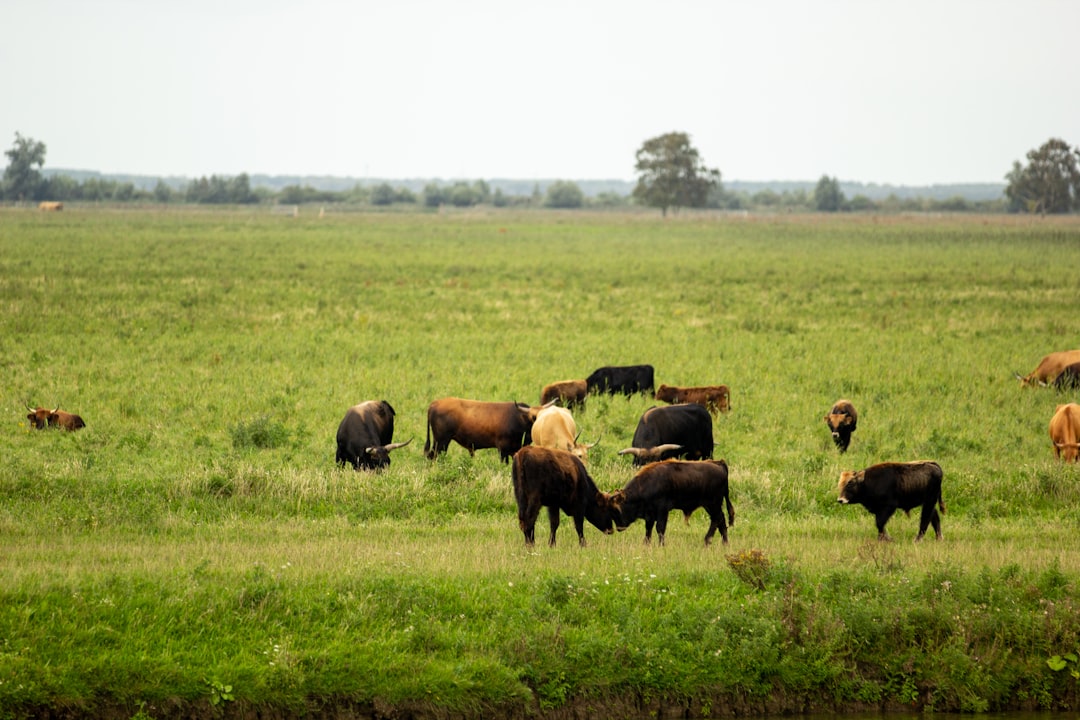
[25,405,85,431]
[425,397,551,463]
[823,399,858,453]
[511,446,618,547]
[1048,403,1080,462]
[530,406,597,459]
[654,383,731,415]
[38,201,63,211]
[837,461,945,542]
[1017,350,1080,387]
[539,379,588,410]
[611,459,734,546]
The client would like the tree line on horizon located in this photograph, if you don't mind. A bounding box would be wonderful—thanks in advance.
[2,132,1078,215]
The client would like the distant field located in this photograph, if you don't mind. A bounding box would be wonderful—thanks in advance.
[1,207,1079,718]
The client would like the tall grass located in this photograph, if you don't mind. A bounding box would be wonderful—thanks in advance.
[1,208,1079,717]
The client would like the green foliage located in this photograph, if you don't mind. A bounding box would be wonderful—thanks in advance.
[1005,137,1080,214]
[544,180,584,208]
[632,131,720,216]
[814,174,844,212]
[231,416,290,450]
[2,131,47,201]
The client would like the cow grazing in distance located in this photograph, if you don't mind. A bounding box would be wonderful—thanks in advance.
[335,400,411,470]
[25,405,85,431]
[654,383,731,415]
[511,446,618,547]
[612,459,734,546]
[823,399,858,453]
[425,398,551,463]
[618,404,713,466]
[540,379,588,410]
[1048,403,1080,462]
[38,201,63,211]
[1053,362,1080,392]
[530,406,597,459]
[585,364,655,397]
[837,461,945,542]
[1016,350,1080,387]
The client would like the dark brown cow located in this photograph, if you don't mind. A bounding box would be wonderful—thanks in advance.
[618,404,713,466]
[1048,403,1080,462]
[611,459,734,546]
[654,383,731,415]
[586,364,655,397]
[530,406,597,460]
[540,379,588,410]
[823,399,858,453]
[425,398,550,463]
[511,446,618,547]
[1017,350,1080,387]
[837,461,945,542]
[25,405,85,431]
[335,400,411,470]
[1053,362,1080,391]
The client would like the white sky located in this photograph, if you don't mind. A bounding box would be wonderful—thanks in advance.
[3,0,1077,185]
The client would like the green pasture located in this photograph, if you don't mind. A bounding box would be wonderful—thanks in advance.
[1,207,1079,718]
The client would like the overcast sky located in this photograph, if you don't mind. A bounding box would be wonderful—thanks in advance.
[3,0,1076,185]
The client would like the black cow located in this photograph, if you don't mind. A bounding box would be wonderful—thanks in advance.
[1054,362,1080,391]
[823,399,858,453]
[837,461,945,542]
[336,400,411,470]
[612,459,734,546]
[585,364,655,397]
[618,404,713,466]
[425,398,549,463]
[511,446,617,547]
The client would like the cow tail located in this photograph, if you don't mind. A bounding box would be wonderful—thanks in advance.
[424,413,432,458]
[938,491,946,515]
[726,493,735,527]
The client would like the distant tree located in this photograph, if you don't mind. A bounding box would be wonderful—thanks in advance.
[492,188,508,207]
[814,175,844,212]
[44,174,79,201]
[545,180,584,208]
[2,132,47,201]
[448,181,478,207]
[1005,138,1080,214]
[113,182,136,202]
[632,132,719,216]
[423,183,446,207]
[227,173,256,204]
[370,183,396,206]
[847,194,876,212]
[153,180,173,203]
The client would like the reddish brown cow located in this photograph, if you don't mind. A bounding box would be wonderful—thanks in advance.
[425,397,551,463]
[1048,403,1080,462]
[25,405,85,431]
[511,446,618,547]
[654,383,731,415]
[611,459,734,546]
[540,379,588,410]
[530,406,597,459]
[1017,350,1080,387]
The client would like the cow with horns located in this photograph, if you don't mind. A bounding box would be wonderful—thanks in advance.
[335,400,411,470]
[25,405,85,431]
[425,398,553,463]
[618,404,713,466]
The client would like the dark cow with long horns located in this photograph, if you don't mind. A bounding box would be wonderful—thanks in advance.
[425,397,551,463]
[335,400,411,470]
[823,399,858,453]
[612,459,734,546]
[837,461,945,542]
[586,364,655,397]
[512,446,618,547]
[618,404,713,466]
[25,405,85,431]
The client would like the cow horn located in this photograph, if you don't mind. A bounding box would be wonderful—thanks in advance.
[652,443,683,455]
[542,398,558,408]
[52,406,60,414]
[617,447,643,457]
[583,433,601,449]
[385,438,413,452]
[25,403,35,412]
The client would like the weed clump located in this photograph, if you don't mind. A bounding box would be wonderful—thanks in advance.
[231,416,289,450]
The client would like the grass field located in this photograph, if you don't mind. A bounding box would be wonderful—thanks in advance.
[1,207,1079,718]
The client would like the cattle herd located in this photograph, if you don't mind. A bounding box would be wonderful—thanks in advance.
[24,351,1080,547]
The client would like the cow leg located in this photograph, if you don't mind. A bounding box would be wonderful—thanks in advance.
[874,508,897,542]
[704,509,728,546]
[655,511,669,547]
[547,506,561,547]
[573,514,587,548]
[643,518,655,545]
[917,504,943,541]
[518,503,540,547]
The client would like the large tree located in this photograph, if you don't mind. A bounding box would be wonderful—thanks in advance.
[814,175,844,212]
[1004,137,1080,214]
[2,132,47,201]
[633,132,719,216]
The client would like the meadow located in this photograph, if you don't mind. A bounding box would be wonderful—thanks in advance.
[1,206,1079,719]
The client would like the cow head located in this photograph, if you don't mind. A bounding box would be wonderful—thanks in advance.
[587,491,618,535]
[836,470,864,504]
[823,411,854,438]
[25,405,57,429]
[363,438,412,468]
[1015,372,1047,388]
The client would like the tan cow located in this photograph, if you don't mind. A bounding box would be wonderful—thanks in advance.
[1017,350,1080,387]
[531,406,597,459]
[38,201,63,211]
[1048,403,1080,462]
[654,383,731,415]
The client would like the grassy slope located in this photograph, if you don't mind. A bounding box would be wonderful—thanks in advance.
[1,208,1079,718]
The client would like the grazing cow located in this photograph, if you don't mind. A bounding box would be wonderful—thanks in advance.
[25,405,85,431]
[654,383,731,415]
[1048,403,1080,462]
[585,364,655,397]
[425,398,550,463]
[612,459,734,546]
[530,406,597,459]
[335,400,411,470]
[1053,362,1080,391]
[823,399,858,453]
[511,446,618,547]
[837,461,945,542]
[38,201,63,211]
[1017,350,1080,387]
[540,379,588,410]
[618,404,713,466]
